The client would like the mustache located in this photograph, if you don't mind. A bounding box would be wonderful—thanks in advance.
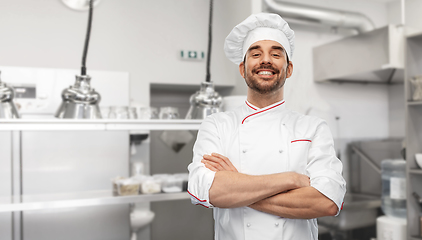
[253,65,280,74]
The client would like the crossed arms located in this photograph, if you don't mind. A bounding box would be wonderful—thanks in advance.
[202,153,338,219]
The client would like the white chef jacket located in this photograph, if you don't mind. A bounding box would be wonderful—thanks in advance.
[188,100,346,240]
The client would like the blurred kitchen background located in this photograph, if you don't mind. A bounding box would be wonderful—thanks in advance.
[1,0,422,240]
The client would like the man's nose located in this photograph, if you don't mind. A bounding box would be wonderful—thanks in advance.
[260,53,272,64]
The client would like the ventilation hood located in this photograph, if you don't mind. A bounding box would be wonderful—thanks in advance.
[313,25,404,83]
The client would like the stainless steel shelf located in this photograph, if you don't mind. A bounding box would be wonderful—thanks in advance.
[0,119,202,131]
[407,101,422,106]
[0,190,190,212]
[409,169,422,174]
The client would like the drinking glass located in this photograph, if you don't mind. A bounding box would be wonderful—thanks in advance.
[159,107,179,119]
[128,107,138,119]
[139,107,159,119]
[109,106,129,119]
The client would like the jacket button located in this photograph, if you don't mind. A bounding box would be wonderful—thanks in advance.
[279,149,283,153]
[242,149,247,153]
[275,222,279,227]
[247,223,251,227]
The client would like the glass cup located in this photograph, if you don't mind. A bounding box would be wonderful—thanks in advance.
[139,107,159,120]
[100,106,110,119]
[150,107,159,119]
[128,107,138,119]
[109,106,129,119]
[159,107,179,119]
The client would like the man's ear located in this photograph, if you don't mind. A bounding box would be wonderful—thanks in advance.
[239,61,245,78]
[286,61,293,78]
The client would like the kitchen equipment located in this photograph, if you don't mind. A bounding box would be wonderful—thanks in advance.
[109,106,129,119]
[159,107,179,119]
[0,66,129,118]
[263,0,374,33]
[381,159,407,218]
[185,0,223,119]
[128,107,137,119]
[130,210,155,240]
[115,178,141,196]
[100,106,110,119]
[61,0,101,11]
[318,193,381,233]
[319,139,402,238]
[55,0,102,119]
[138,107,158,119]
[377,216,407,240]
[415,154,422,168]
[410,76,422,101]
[161,175,183,193]
[313,25,404,83]
[412,192,422,237]
[55,75,102,119]
[0,71,20,119]
[185,81,222,119]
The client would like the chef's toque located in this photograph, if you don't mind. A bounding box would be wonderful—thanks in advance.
[224,13,295,65]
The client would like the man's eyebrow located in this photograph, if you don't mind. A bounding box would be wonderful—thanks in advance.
[247,45,261,52]
[271,46,285,51]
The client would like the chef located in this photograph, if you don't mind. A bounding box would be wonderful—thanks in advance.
[187,13,346,240]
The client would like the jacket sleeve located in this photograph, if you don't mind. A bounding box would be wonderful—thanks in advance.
[307,121,346,216]
[187,116,222,208]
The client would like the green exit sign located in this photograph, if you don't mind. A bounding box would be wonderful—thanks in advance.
[180,50,205,60]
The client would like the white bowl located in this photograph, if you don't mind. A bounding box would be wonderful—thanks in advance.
[130,210,155,230]
[415,154,422,168]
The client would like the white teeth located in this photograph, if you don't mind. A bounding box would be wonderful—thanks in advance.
[258,71,273,75]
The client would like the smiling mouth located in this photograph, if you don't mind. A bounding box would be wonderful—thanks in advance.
[256,70,275,76]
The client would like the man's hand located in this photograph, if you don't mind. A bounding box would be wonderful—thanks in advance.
[291,172,310,189]
[201,153,238,172]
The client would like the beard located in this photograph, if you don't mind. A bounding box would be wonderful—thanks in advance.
[244,64,287,95]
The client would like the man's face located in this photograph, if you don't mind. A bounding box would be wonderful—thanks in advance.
[239,40,293,95]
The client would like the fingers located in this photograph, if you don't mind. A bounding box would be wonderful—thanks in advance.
[211,153,233,168]
[203,154,231,171]
[201,159,224,172]
[201,160,219,172]
[201,153,238,172]
[207,153,238,172]
[289,172,310,188]
[211,153,238,172]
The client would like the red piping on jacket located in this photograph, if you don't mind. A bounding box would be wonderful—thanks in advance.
[196,203,210,208]
[187,190,207,202]
[245,101,257,110]
[291,139,312,143]
[242,101,285,124]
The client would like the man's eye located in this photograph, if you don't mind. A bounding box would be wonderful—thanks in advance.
[272,54,280,57]
[252,53,260,57]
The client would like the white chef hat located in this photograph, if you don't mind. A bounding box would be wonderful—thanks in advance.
[224,13,295,65]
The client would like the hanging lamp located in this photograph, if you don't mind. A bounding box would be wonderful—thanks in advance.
[55,0,102,119]
[0,71,20,119]
[185,0,222,119]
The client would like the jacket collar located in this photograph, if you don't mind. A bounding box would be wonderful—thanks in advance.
[242,100,286,124]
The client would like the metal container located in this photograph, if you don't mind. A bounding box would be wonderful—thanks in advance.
[318,193,381,231]
[55,75,102,119]
[185,81,222,119]
[0,72,20,119]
